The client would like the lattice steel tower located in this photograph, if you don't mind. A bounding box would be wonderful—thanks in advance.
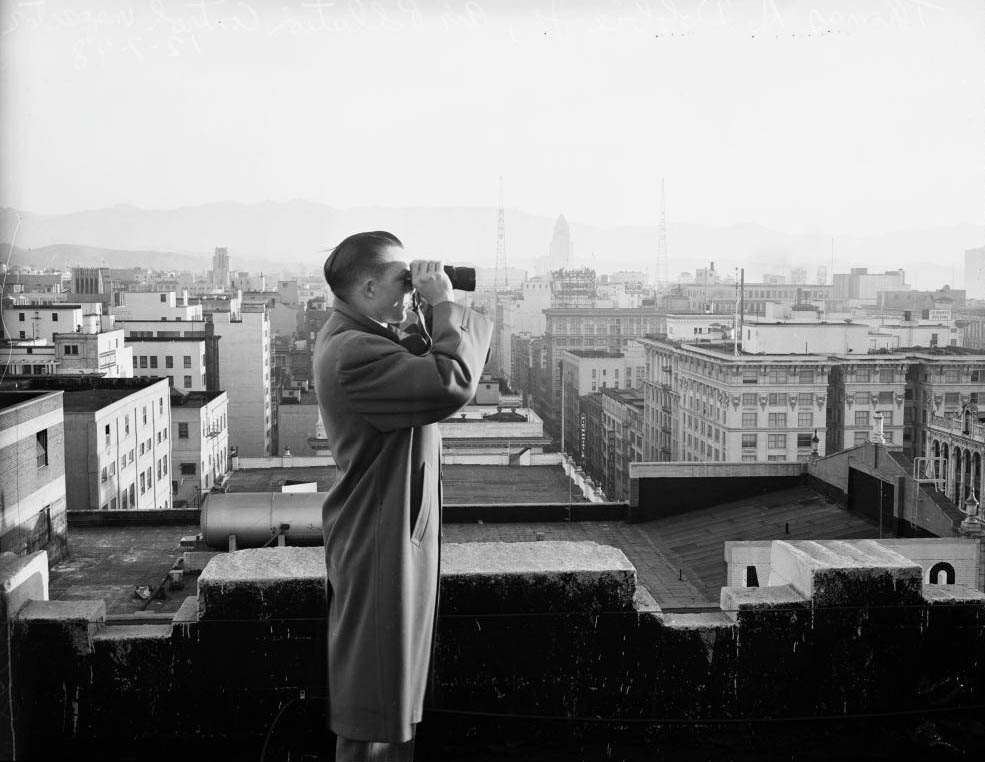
[494,176,508,291]
[655,178,669,287]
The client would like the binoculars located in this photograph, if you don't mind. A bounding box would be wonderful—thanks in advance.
[403,265,476,293]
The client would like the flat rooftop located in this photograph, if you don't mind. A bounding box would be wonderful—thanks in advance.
[226,465,589,504]
[0,390,58,410]
[47,485,886,615]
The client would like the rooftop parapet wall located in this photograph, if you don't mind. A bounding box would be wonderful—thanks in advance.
[630,461,806,520]
[7,541,985,760]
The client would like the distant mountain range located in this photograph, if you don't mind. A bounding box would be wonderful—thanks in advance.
[1,202,981,289]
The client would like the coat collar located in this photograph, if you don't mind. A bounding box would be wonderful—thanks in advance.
[327,298,401,343]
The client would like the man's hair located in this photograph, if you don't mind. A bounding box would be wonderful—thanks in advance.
[323,231,403,300]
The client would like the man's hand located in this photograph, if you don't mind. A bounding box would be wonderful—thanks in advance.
[411,260,454,306]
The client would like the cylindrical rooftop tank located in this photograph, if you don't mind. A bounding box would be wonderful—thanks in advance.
[201,492,325,549]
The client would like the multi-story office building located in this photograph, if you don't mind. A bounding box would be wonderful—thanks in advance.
[54,326,132,377]
[128,337,207,390]
[908,352,985,462]
[277,387,320,457]
[170,389,230,507]
[826,358,909,452]
[640,336,985,469]
[965,246,985,301]
[558,347,646,459]
[956,308,985,351]
[212,247,230,289]
[211,305,272,457]
[599,387,645,501]
[2,302,86,341]
[1,377,174,511]
[924,403,983,508]
[538,307,662,433]
[0,390,67,562]
[678,282,832,316]
[832,268,909,307]
[112,290,203,321]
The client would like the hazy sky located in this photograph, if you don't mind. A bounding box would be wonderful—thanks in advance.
[1,0,983,236]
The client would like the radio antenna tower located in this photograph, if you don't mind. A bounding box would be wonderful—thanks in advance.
[495,176,508,291]
[656,178,669,287]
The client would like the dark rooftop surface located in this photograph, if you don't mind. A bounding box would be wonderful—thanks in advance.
[225,465,589,504]
[0,390,56,410]
[47,485,886,614]
[48,523,199,615]
[60,388,148,412]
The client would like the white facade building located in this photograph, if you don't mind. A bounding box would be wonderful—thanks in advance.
[55,378,174,511]
[127,337,207,390]
[212,305,272,457]
[170,389,230,507]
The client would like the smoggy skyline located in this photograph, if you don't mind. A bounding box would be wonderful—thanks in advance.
[1,0,984,238]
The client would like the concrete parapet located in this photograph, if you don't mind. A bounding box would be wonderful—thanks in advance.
[768,540,924,607]
[5,539,985,760]
[442,541,637,614]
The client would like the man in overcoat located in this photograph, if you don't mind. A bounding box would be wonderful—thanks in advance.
[313,231,492,761]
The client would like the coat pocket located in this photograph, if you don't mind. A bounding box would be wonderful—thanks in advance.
[410,461,434,547]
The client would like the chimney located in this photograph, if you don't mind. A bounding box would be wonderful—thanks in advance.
[870,411,886,445]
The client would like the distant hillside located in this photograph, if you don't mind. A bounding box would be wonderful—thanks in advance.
[1,203,980,289]
[3,243,204,272]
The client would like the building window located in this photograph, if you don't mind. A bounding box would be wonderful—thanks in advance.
[142,406,148,425]
[878,391,893,405]
[150,356,158,369]
[855,391,871,406]
[742,371,758,384]
[166,356,174,369]
[879,369,893,383]
[796,433,813,448]
[797,392,812,406]
[768,412,786,428]
[767,369,787,384]
[178,422,189,439]
[36,430,49,467]
[181,462,197,476]
[163,454,168,475]
[160,293,167,302]
[944,392,959,406]
[742,433,757,448]
[767,455,785,462]
[139,356,148,369]
[855,411,869,426]
[183,355,192,368]
[798,369,814,384]
[139,442,145,456]
[140,472,146,493]
[101,466,108,483]
[18,312,24,321]
[854,431,869,445]
[742,412,757,427]
[798,411,813,427]
[767,393,787,406]
[742,453,757,462]
[944,369,960,383]
[856,368,871,383]
[64,345,79,355]
[881,410,893,426]
[767,433,786,449]
[183,375,192,388]
[105,423,111,447]
[51,312,58,321]
[741,393,757,406]
[124,414,130,435]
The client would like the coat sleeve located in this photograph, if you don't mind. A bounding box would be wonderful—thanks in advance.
[336,301,493,432]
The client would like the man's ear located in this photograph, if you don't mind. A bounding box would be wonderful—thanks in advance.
[358,276,376,301]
